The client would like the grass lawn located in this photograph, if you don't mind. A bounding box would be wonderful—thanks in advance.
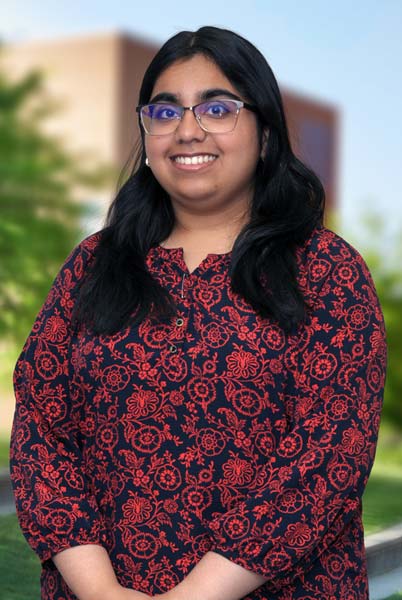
[0,513,40,600]
[362,424,402,535]
[0,437,10,470]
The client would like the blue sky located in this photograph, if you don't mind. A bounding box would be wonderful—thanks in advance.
[1,0,401,248]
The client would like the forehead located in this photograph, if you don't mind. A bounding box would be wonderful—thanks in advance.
[151,54,239,100]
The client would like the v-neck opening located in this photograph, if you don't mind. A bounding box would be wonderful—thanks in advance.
[156,244,232,275]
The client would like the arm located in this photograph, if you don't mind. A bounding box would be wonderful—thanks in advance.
[53,545,151,600]
[156,235,387,598]
[154,550,267,600]
[10,235,107,563]
[9,234,148,597]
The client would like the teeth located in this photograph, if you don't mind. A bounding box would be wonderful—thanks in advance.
[174,155,216,165]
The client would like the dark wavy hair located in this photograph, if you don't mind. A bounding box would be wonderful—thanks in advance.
[72,26,325,335]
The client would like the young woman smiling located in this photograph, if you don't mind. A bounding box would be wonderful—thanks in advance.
[10,26,386,600]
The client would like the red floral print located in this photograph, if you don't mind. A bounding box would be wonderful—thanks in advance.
[308,257,332,282]
[154,465,182,491]
[126,388,159,417]
[226,348,260,378]
[223,456,255,486]
[36,351,61,380]
[131,425,162,453]
[232,388,263,416]
[275,488,304,514]
[342,427,366,455]
[100,365,130,392]
[197,428,226,456]
[285,522,312,547]
[202,322,230,347]
[345,304,371,330]
[310,352,337,380]
[223,514,250,539]
[43,315,68,343]
[261,325,285,350]
[122,494,154,523]
[10,227,387,599]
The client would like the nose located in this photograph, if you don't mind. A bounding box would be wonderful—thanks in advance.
[175,107,207,143]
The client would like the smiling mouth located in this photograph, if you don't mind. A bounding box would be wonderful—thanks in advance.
[171,154,217,165]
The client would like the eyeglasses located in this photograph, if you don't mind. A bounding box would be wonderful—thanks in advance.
[136,99,257,135]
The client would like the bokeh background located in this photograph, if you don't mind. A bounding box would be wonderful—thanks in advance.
[1,1,402,598]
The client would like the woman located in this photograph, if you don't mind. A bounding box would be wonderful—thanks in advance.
[10,26,387,600]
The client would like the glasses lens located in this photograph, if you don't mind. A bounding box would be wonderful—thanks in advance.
[141,103,182,135]
[196,100,239,133]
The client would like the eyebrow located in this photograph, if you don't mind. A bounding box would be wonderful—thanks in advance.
[149,88,242,104]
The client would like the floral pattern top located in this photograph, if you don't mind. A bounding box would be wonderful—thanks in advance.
[10,226,387,600]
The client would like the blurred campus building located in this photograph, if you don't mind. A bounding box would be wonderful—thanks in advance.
[1,31,338,228]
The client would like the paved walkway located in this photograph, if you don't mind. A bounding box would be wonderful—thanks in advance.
[369,566,402,599]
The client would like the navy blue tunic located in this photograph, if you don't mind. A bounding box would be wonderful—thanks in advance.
[10,226,387,599]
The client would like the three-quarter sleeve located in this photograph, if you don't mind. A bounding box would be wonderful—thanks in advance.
[205,237,387,587]
[9,232,108,565]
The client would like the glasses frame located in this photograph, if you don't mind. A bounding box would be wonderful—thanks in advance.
[136,99,258,135]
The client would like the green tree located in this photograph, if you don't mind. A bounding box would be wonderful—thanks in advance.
[346,215,402,430]
[0,61,111,347]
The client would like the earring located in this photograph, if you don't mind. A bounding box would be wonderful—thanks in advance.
[145,157,150,167]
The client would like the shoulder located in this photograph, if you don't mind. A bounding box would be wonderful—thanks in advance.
[59,230,102,274]
[297,226,376,291]
[299,226,367,265]
[49,230,103,298]
[67,230,102,262]
[294,227,385,326]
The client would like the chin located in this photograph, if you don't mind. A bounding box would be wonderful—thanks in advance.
[170,187,219,204]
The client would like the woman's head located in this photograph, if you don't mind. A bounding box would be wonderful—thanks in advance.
[80,26,325,336]
[138,26,292,184]
[142,53,262,216]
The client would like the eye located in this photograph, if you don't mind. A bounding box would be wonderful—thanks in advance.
[151,104,181,120]
[201,100,235,118]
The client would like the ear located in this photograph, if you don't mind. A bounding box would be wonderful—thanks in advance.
[260,128,269,158]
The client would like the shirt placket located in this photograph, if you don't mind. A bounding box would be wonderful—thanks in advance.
[167,271,194,354]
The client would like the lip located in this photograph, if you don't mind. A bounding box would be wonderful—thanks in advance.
[169,153,218,172]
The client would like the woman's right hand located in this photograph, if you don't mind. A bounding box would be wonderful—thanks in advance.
[52,545,153,600]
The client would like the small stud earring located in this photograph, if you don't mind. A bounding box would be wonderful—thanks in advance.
[145,157,150,167]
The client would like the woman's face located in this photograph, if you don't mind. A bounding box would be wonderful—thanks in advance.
[144,54,261,214]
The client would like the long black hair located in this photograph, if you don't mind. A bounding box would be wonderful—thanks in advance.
[72,26,325,335]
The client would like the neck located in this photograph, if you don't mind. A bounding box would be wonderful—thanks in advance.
[164,196,251,252]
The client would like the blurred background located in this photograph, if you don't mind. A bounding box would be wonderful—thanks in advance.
[1,1,401,598]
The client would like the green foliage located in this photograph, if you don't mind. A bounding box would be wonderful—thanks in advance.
[363,424,402,534]
[0,59,112,347]
[0,513,41,599]
[373,271,402,427]
[344,215,402,430]
[0,437,10,469]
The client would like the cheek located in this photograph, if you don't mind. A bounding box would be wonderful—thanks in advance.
[144,140,155,160]
[227,135,260,173]
[145,138,168,161]
[230,121,260,162]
